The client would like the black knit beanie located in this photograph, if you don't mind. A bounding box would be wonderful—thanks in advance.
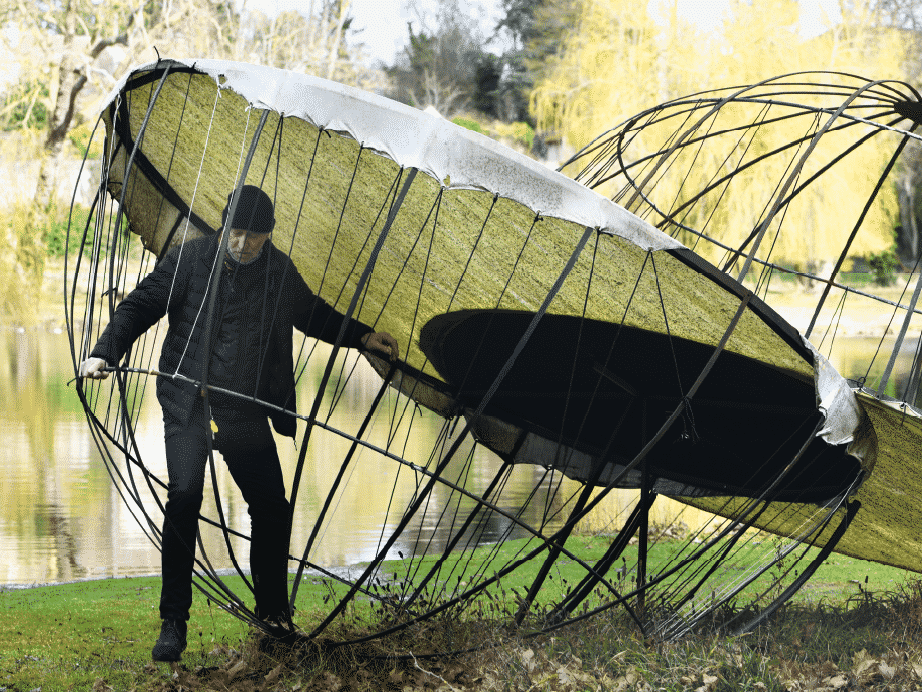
[222,185,275,234]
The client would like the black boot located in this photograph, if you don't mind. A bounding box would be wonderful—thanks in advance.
[152,618,187,662]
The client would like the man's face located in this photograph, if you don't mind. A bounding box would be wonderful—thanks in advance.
[227,227,270,263]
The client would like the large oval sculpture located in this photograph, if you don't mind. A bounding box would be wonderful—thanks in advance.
[67,60,872,647]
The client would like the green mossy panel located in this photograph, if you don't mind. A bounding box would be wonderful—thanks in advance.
[107,67,815,388]
[835,393,922,572]
[679,392,922,574]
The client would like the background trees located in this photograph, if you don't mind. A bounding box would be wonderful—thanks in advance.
[2,0,231,207]
[233,2,381,86]
[530,0,708,155]
[530,0,912,269]
[0,0,376,320]
[495,0,579,126]
[0,0,920,322]
[0,0,380,209]
[382,0,493,117]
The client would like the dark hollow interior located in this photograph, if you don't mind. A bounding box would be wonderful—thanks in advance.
[421,309,861,502]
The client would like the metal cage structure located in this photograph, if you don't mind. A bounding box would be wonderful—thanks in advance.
[66,61,881,651]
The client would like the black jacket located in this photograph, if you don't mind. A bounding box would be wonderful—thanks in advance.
[91,233,373,438]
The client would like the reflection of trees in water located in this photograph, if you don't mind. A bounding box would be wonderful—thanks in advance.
[10,338,51,463]
[394,455,573,559]
[40,503,87,582]
[830,337,916,399]
[6,330,911,584]
[0,331,99,583]
[0,331,763,582]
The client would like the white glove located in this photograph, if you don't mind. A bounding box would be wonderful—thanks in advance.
[79,357,110,380]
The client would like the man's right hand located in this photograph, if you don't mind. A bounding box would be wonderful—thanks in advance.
[79,357,110,380]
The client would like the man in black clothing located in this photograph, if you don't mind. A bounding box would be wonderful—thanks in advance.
[78,185,398,661]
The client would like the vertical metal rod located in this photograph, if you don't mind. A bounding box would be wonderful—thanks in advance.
[878,270,922,399]
[637,452,650,617]
[910,340,922,408]
[288,364,395,606]
[287,167,419,532]
[309,226,596,639]
[636,399,650,616]
[198,108,272,594]
[513,479,593,626]
[805,133,911,340]
[547,490,653,621]
[736,81,887,286]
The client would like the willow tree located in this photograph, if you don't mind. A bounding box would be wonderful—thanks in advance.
[706,0,903,266]
[532,0,907,268]
[530,0,710,154]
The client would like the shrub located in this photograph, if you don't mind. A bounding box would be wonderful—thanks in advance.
[867,248,900,286]
[452,116,485,134]
[0,205,45,322]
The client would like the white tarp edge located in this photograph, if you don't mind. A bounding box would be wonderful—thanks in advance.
[104,58,682,253]
[802,336,875,470]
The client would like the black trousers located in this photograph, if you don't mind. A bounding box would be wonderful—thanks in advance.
[159,398,292,621]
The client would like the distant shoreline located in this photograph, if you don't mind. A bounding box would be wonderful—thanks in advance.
[1,564,363,592]
[0,571,163,592]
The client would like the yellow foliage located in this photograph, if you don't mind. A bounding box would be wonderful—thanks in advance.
[531,0,710,152]
[0,204,45,323]
[532,0,906,265]
[631,98,900,267]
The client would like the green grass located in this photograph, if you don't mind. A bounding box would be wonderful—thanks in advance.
[0,576,243,690]
[1,542,919,691]
[367,533,912,617]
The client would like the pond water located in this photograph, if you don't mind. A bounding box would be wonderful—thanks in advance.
[0,327,916,588]
[0,329,574,587]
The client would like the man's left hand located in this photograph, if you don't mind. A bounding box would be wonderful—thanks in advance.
[361,332,399,363]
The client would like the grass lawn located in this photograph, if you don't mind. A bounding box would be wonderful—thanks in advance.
[0,575,248,691]
[2,535,921,692]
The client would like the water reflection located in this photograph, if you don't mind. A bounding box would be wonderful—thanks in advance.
[2,328,915,587]
[1,331,95,584]
[0,330,572,586]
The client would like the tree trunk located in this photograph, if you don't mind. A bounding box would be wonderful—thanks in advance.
[35,1,86,212]
[898,175,920,265]
[326,0,352,80]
